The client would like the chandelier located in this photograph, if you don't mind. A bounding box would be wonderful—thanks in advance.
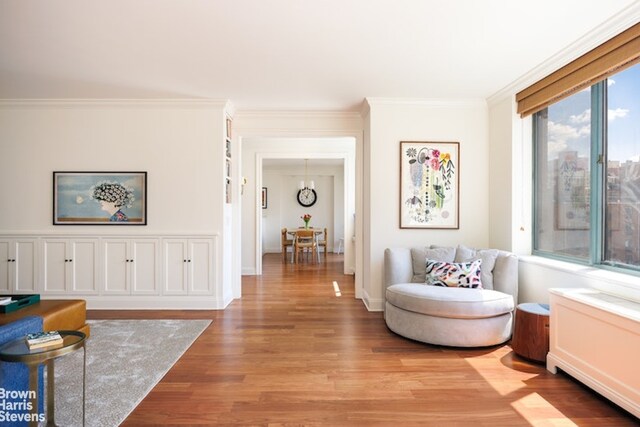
[298,159,315,190]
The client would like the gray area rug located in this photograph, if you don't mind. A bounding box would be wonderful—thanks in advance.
[51,319,211,427]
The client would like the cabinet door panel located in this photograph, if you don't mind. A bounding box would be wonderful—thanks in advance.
[104,241,129,294]
[0,241,10,293]
[164,240,187,295]
[70,240,98,293]
[132,240,158,295]
[189,240,213,294]
[43,241,67,292]
[14,240,36,292]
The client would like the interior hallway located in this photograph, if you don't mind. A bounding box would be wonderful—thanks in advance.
[90,254,637,425]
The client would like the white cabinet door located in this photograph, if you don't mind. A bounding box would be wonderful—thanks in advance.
[14,240,37,293]
[68,240,98,294]
[163,239,214,296]
[131,240,158,295]
[0,240,11,293]
[42,240,68,293]
[163,240,188,295]
[104,239,159,295]
[189,239,213,295]
[0,239,37,294]
[42,239,98,294]
[104,240,129,294]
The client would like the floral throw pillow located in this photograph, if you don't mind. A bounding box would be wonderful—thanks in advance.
[425,259,483,288]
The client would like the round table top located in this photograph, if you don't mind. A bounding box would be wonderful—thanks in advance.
[517,302,550,316]
[0,330,86,364]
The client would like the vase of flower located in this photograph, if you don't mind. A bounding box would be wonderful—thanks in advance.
[301,214,312,229]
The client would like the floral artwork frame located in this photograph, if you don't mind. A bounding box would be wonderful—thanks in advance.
[400,141,459,229]
[53,171,147,225]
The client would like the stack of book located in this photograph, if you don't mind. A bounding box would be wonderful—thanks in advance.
[25,331,63,349]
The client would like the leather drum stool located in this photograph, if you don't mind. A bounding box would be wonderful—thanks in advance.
[511,302,550,363]
[0,299,90,337]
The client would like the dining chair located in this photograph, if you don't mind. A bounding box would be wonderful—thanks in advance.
[294,229,317,263]
[281,228,294,263]
[317,227,328,261]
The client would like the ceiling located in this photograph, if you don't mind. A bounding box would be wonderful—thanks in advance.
[0,0,637,110]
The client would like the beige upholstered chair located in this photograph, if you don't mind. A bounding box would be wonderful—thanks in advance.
[384,245,518,347]
[281,228,294,263]
[294,229,317,263]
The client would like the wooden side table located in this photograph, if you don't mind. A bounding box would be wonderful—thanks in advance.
[511,303,550,363]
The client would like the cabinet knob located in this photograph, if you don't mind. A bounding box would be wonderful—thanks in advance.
[188,259,191,263]
[183,259,187,263]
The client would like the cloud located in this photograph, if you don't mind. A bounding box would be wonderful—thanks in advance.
[608,108,629,121]
[568,107,629,124]
[548,120,579,153]
[608,79,616,87]
[570,109,590,124]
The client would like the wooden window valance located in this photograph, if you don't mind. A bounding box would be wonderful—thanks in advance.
[516,22,640,118]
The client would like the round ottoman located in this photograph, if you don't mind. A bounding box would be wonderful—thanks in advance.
[385,284,515,347]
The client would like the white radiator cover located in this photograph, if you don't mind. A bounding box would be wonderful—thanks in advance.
[547,288,640,418]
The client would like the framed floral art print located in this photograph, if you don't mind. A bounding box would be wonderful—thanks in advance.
[400,141,459,229]
[53,171,147,225]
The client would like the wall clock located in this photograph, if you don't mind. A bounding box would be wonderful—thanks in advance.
[297,188,317,207]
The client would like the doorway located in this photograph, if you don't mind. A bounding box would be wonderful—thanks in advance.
[240,137,358,297]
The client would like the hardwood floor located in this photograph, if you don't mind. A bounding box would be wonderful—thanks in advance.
[89,253,637,426]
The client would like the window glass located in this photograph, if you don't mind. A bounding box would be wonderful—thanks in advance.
[605,63,640,268]
[534,89,591,261]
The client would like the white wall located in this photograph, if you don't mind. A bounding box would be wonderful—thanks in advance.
[262,166,343,254]
[0,101,225,234]
[363,99,489,310]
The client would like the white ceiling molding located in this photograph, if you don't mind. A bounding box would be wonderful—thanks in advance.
[0,99,229,109]
[487,2,640,107]
[365,98,487,109]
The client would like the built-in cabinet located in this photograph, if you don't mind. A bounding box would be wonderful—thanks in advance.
[0,234,220,308]
[0,239,37,293]
[163,239,213,295]
[42,238,99,294]
[103,239,159,295]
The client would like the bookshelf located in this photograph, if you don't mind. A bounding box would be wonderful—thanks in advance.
[225,116,232,204]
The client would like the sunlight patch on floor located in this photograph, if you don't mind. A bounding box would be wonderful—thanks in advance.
[333,281,342,297]
[512,393,577,426]
[466,358,538,396]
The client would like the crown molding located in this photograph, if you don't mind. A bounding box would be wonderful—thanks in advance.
[364,97,487,108]
[487,2,640,107]
[0,99,229,109]
[235,110,362,120]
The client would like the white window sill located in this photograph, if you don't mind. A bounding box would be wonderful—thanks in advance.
[519,255,640,303]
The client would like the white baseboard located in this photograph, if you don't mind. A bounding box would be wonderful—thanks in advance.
[362,290,384,312]
[242,268,256,275]
[79,295,227,310]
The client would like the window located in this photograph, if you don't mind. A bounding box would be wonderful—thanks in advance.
[533,63,640,272]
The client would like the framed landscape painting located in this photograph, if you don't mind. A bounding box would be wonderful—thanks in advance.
[53,172,147,225]
[400,141,459,229]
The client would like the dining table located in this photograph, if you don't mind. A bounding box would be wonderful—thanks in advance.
[287,228,323,263]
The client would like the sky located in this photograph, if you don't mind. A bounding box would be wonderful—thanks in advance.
[547,62,640,163]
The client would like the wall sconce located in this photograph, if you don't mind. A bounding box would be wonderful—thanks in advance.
[241,177,247,195]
